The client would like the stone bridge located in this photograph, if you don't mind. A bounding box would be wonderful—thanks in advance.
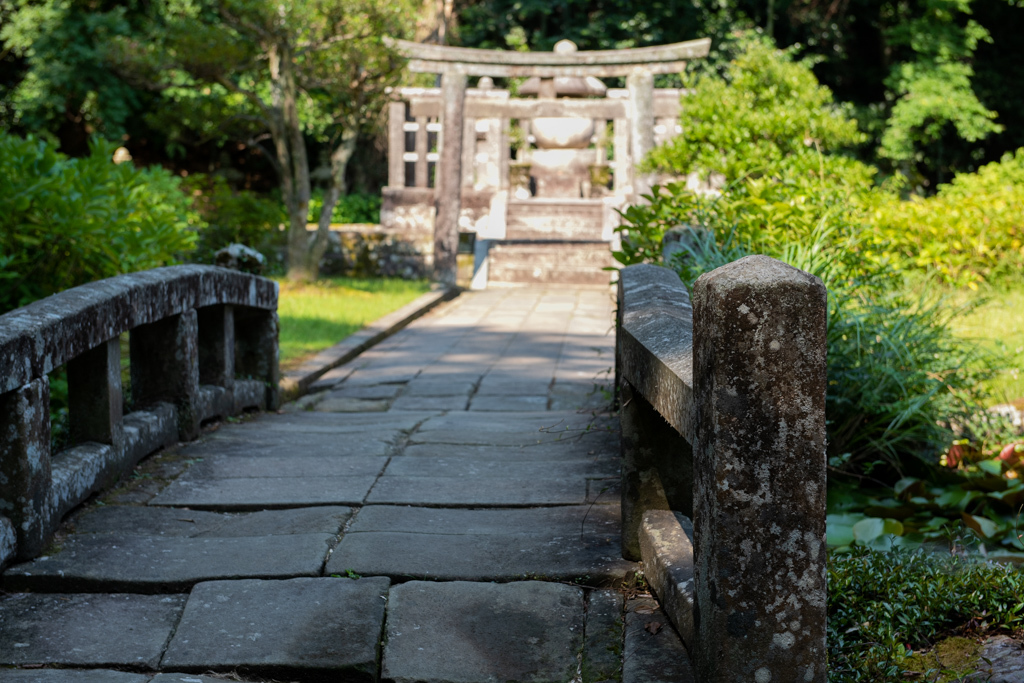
[0,258,827,682]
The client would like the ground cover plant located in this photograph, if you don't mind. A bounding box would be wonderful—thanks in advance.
[276,277,431,368]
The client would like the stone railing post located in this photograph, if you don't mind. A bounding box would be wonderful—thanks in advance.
[198,305,235,392]
[67,338,124,450]
[691,255,827,683]
[130,309,201,441]
[235,309,280,411]
[0,378,53,558]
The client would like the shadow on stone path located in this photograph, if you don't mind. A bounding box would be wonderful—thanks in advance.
[0,287,694,683]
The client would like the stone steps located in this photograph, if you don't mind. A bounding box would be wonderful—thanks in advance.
[487,240,614,285]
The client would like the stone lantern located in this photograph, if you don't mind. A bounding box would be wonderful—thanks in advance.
[519,40,607,198]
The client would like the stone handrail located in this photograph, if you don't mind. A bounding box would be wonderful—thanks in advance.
[0,265,279,568]
[616,258,827,682]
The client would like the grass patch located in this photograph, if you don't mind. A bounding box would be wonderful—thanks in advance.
[276,277,431,369]
[947,279,1024,406]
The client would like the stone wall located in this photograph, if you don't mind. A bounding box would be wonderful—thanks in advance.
[0,266,279,570]
[617,259,827,683]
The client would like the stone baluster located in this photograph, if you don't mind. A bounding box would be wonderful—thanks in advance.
[67,338,124,450]
[234,308,280,411]
[414,116,430,189]
[388,100,407,188]
[0,378,53,558]
[130,309,201,441]
[691,255,827,683]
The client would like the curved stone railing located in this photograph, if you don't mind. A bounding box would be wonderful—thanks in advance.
[616,258,827,682]
[0,266,279,568]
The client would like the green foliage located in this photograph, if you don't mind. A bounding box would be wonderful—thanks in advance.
[861,149,1024,286]
[828,546,1024,681]
[307,191,381,225]
[183,174,286,267]
[645,36,867,183]
[0,133,198,313]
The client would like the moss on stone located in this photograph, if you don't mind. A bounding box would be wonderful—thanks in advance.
[901,636,981,682]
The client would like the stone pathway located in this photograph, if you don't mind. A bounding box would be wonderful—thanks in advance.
[0,287,694,683]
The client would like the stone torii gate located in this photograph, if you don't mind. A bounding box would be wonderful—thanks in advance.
[389,38,711,285]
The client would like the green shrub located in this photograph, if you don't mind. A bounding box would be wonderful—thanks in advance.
[828,546,1024,682]
[308,190,381,225]
[0,133,197,313]
[184,174,286,268]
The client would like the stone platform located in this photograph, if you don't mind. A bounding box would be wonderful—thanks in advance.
[0,287,694,683]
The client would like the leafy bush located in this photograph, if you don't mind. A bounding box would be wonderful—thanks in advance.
[653,212,990,476]
[828,546,1024,682]
[308,190,381,225]
[0,133,197,313]
[861,150,1024,287]
[183,174,286,268]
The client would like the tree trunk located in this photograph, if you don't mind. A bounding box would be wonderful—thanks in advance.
[308,129,360,273]
[265,41,314,283]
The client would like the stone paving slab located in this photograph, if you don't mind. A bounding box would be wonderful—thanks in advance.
[411,411,616,446]
[401,441,617,461]
[390,394,468,411]
[403,378,478,396]
[622,598,695,683]
[174,431,393,459]
[382,456,618,478]
[468,395,550,411]
[0,671,151,683]
[314,397,391,412]
[71,505,352,537]
[5,533,333,592]
[159,454,387,480]
[366,475,596,506]
[381,581,584,683]
[150,475,378,509]
[583,589,625,683]
[328,505,634,583]
[0,593,186,668]
[161,577,389,681]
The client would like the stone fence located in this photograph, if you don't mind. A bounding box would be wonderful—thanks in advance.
[0,266,279,569]
[616,258,828,682]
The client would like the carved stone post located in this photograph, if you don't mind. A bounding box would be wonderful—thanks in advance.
[691,255,827,683]
[235,308,280,411]
[0,378,52,559]
[626,68,655,199]
[130,309,201,441]
[388,100,407,188]
[198,305,235,391]
[619,379,694,561]
[434,70,467,286]
[67,338,123,448]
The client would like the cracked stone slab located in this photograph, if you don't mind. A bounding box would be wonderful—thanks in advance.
[314,397,391,412]
[382,457,617,479]
[622,598,695,683]
[161,577,389,680]
[149,475,378,510]
[5,533,334,592]
[412,411,617,446]
[154,454,387,481]
[390,394,468,411]
[0,671,151,683]
[468,395,551,411]
[366,474,592,506]
[328,505,635,583]
[0,593,186,668]
[172,431,393,459]
[382,581,584,683]
[583,589,624,683]
[68,505,351,537]
[401,441,618,461]
[403,379,478,396]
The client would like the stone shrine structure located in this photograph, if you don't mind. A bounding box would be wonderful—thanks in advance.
[382,37,711,287]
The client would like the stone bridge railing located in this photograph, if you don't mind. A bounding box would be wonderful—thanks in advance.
[616,257,827,682]
[0,266,278,569]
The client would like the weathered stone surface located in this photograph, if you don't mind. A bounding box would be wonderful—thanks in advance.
[411,411,616,446]
[616,264,694,442]
[161,577,389,679]
[367,472,596,506]
[0,515,16,570]
[71,504,351,537]
[315,397,391,412]
[382,456,616,478]
[404,378,477,396]
[623,598,694,683]
[328,505,635,582]
[150,674,263,683]
[0,670,150,682]
[5,533,334,592]
[122,404,179,466]
[691,255,827,683]
[130,309,201,441]
[390,394,467,411]
[639,510,695,650]
[0,593,186,668]
[469,394,550,411]
[619,381,693,561]
[382,581,584,683]
[973,636,1024,682]
[159,454,387,481]
[582,589,624,683]
[401,440,617,461]
[149,474,378,509]
[0,265,276,395]
[0,378,52,559]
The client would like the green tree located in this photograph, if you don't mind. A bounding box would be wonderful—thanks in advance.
[107,0,414,281]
